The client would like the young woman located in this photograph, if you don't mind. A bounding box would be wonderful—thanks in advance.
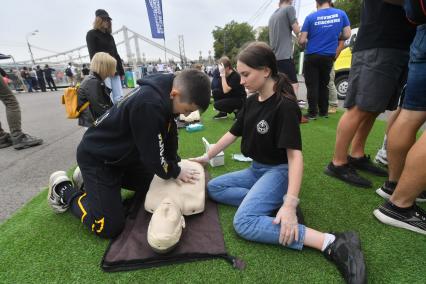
[86,9,124,104]
[191,42,366,284]
[77,52,115,127]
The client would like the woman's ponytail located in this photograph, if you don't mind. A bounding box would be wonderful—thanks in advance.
[274,73,297,102]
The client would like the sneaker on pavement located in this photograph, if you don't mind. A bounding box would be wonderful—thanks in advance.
[0,133,12,149]
[47,171,70,213]
[72,166,84,192]
[325,162,372,188]
[373,201,426,235]
[213,112,227,120]
[348,155,388,177]
[323,231,367,284]
[374,148,388,166]
[376,181,426,203]
[12,133,43,150]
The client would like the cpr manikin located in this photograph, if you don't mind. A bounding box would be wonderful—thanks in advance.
[144,160,205,253]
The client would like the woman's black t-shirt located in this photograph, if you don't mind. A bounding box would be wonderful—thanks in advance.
[230,93,302,165]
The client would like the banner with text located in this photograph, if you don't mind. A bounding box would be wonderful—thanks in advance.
[145,0,165,39]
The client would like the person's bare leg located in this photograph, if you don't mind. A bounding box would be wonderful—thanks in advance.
[332,106,370,165]
[387,110,426,182]
[350,112,379,158]
[385,108,401,136]
[390,131,426,208]
[303,227,325,250]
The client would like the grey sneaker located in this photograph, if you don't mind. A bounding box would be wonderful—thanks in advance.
[72,166,84,192]
[0,133,12,149]
[47,171,70,213]
[12,133,43,150]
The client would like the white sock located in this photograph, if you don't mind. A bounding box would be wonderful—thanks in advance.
[321,233,336,251]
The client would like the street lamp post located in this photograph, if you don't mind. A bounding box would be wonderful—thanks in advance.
[26,30,38,65]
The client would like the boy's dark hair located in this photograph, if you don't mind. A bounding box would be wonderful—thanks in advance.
[173,69,211,113]
[316,0,332,5]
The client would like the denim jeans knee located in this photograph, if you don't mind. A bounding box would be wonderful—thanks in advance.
[230,162,306,250]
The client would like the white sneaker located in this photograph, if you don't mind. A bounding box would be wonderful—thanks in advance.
[47,171,70,213]
[72,166,84,191]
[375,148,388,166]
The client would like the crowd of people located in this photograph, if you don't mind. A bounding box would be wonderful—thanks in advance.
[1,1,425,283]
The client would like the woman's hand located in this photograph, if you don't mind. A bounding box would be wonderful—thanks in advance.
[273,206,298,246]
[189,153,210,165]
[273,195,300,246]
[218,63,226,77]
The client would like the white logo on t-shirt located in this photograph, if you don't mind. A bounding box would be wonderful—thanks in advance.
[256,120,269,134]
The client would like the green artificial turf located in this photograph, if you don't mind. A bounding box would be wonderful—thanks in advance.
[1,107,425,283]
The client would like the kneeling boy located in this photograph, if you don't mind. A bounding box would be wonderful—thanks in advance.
[47,69,211,238]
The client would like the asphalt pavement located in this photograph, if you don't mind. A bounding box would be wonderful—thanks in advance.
[0,90,85,223]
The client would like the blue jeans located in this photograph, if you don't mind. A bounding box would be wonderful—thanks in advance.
[402,24,426,111]
[105,75,123,104]
[208,161,306,250]
[25,78,33,92]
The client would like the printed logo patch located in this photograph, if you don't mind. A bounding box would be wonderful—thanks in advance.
[256,120,269,134]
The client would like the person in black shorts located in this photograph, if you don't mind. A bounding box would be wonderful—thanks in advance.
[191,42,366,284]
[325,0,416,188]
[374,21,426,235]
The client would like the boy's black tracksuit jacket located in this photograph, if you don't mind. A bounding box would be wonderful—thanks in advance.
[77,74,181,179]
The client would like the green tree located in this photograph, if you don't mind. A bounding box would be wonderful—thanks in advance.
[257,26,269,43]
[334,0,362,28]
[212,21,256,62]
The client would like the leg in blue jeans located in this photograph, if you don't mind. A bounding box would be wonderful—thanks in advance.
[105,75,124,104]
[208,167,258,206]
[208,161,306,250]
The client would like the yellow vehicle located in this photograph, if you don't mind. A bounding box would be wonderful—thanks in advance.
[334,28,358,99]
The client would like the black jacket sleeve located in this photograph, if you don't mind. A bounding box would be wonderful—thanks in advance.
[86,31,96,60]
[77,83,89,109]
[129,102,181,179]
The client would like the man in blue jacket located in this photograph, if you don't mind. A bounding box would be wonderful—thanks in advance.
[47,69,211,238]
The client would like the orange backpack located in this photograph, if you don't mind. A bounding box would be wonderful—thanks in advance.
[61,87,89,119]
